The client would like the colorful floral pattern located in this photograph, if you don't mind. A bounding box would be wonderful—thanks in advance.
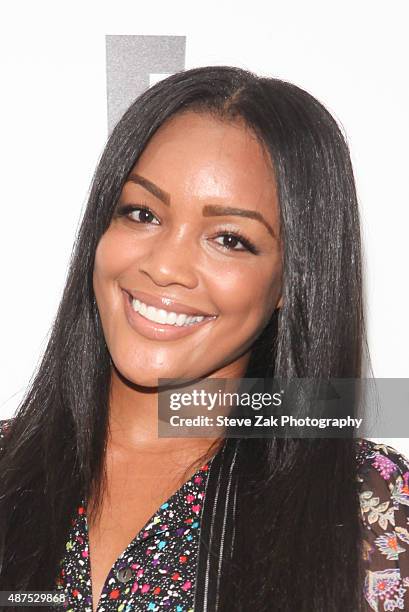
[357,439,409,610]
[2,420,409,610]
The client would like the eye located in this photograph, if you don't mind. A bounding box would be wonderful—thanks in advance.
[213,231,259,254]
[115,203,160,225]
[114,205,259,254]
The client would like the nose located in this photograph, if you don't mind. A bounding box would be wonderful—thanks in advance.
[137,227,199,288]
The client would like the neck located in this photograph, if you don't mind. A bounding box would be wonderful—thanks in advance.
[107,352,251,457]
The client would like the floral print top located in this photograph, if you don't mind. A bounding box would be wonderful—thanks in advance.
[1,419,409,611]
[357,439,409,611]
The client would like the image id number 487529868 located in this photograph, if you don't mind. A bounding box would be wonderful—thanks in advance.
[0,591,66,607]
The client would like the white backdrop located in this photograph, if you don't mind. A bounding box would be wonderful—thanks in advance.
[0,1,408,453]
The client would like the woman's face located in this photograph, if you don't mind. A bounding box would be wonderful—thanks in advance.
[93,111,283,387]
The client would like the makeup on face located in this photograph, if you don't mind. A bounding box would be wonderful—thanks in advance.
[121,288,218,342]
[93,111,283,386]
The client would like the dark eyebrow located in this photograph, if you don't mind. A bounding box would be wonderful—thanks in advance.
[127,173,171,205]
[202,205,276,239]
[126,173,276,239]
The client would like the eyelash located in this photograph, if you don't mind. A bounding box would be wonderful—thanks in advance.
[114,203,259,254]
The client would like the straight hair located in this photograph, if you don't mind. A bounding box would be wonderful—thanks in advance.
[0,66,368,610]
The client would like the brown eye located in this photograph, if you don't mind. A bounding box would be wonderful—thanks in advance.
[115,204,160,225]
[213,232,259,254]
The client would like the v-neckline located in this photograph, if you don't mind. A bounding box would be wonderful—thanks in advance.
[57,456,215,611]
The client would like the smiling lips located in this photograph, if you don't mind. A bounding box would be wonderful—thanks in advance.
[122,289,217,341]
[124,288,216,318]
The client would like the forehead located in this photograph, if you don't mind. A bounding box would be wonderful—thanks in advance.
[129,111,278,211]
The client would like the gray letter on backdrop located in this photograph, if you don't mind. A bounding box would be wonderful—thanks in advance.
[105,35,186,134]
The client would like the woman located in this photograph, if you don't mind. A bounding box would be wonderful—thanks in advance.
[0,65,408,612]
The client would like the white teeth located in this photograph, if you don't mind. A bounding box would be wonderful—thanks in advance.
[166,311,178,325]
[176,313,187,327]
[130,298,207,327]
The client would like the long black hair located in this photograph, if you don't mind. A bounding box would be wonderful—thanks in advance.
[0,66,369,610]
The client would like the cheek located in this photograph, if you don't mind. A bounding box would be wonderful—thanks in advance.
[211,261,281,323]
[93,226,148,299]
[92,230,134,330]
[93,229,130,282]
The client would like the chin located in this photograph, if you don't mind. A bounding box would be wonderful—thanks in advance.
[111,357,179,389]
